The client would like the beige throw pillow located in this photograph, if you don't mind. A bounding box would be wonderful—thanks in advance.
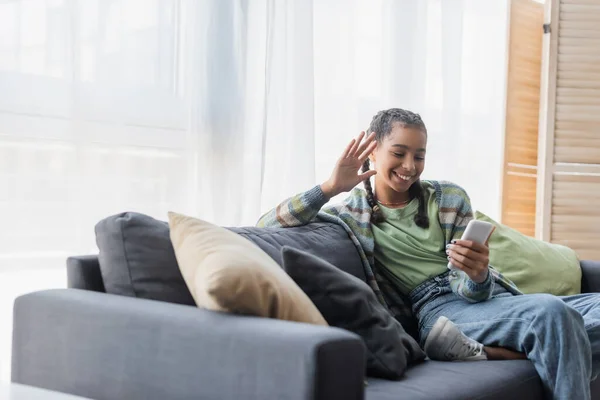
[168,212,327,326]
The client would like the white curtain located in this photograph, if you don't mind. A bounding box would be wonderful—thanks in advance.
[0,0,509,381]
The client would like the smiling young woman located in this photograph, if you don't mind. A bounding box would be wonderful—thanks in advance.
[259,108,600,400]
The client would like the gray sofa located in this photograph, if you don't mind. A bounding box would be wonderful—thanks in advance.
[11,219,600,400]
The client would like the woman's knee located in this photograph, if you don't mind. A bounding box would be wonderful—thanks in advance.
[532,294,583,324]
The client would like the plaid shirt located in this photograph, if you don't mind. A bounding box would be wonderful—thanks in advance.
[257,180,521,339]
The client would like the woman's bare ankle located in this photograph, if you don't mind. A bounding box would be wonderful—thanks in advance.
[484,346,527,360]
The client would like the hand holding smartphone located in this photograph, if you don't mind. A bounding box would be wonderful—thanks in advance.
[447,220,495,271]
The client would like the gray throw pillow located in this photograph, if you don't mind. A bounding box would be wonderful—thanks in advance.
[281,246,425,380]
[96,212,195,305]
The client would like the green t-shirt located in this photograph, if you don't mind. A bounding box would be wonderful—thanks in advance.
[372,185,448,295]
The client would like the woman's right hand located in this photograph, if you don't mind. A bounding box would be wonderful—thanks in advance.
[321,131,378,199]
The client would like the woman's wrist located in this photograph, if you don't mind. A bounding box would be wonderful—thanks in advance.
[472,267,490,284]
[320,181,338,200]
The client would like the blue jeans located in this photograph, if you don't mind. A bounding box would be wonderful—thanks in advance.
[410,271,600,400]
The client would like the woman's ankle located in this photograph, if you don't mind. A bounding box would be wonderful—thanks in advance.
[484,346,527,360]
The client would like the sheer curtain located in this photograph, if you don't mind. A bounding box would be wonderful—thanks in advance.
[0,0,509,381]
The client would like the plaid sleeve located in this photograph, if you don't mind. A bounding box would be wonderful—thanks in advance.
[449,268,495,303]
[256,185,329,228]
[449,185,475,241]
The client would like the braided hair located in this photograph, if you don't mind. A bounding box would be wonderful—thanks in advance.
[362,108,429,229]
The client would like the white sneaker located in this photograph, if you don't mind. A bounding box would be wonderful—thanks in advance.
[424,316,487,361]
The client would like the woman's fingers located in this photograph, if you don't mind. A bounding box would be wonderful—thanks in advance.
[354,131,376,157]
[448,251,477,270]
[345,131,376,161]
[341,138,356,159]
[347,132,365,157]
[448,241,490,283]
[447,243,487,263]
[452,239,489,254]
[358,169,377,181]
[448,258,478,278]
[358,141,378,162]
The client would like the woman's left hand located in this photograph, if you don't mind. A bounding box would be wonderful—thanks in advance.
[447,240,490,283]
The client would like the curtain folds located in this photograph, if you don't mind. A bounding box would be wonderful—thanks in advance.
[0,0,509,381]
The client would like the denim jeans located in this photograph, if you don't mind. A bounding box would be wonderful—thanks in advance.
[410,271,600,400]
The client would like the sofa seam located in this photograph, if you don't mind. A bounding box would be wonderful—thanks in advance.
[118,216,137,297]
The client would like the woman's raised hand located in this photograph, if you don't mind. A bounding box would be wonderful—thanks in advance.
[321,131,378,199]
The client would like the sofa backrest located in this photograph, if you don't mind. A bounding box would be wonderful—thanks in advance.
[68,212,366,305]
[230,224,366,280]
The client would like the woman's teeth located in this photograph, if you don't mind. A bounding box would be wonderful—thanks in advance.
[394,172,412,181]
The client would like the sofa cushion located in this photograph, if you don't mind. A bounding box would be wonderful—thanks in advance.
[365,360,543,400]
[95,212,365,304]
[168,212,327,325]
[281,246,425,379]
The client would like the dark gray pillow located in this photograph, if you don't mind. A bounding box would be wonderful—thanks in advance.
[281,246,426,380]
[96,212,195,305]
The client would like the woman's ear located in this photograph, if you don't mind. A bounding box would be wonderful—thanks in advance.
[369,153,376,163]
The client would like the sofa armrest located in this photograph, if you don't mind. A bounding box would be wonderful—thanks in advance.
[12,289,365,400]
[581,260,600,293]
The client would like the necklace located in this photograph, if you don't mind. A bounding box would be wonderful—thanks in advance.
[377,198,411,206]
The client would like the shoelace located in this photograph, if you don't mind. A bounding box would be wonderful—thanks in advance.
[463,338,480,356]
